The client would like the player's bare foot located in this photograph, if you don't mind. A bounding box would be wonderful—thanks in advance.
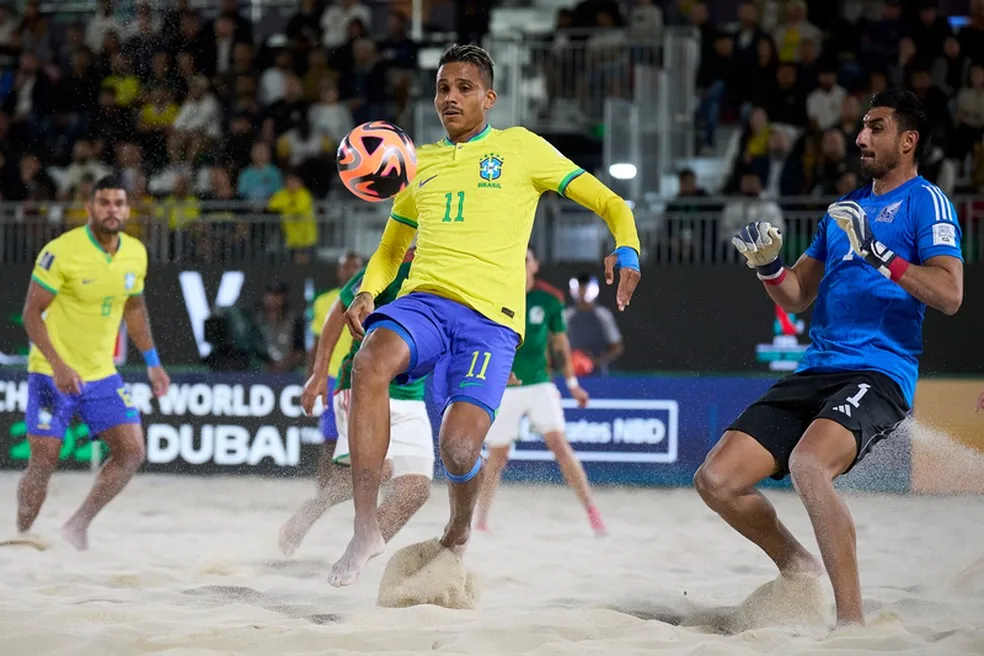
[475,519,490,532]
[780,550,824,577]
[587,505,607,536]
[278,517,305,558]
[327,529,385,587]
[440,521,471,558]
[61,521,89,551]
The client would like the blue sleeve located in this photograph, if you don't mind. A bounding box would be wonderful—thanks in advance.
[803,215,828,262]
[911,185,964,263]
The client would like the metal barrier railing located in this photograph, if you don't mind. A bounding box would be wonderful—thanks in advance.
[2,196,982,266]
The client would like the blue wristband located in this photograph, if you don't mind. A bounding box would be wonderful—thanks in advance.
[613,246,640,271]
[143,348,161,368]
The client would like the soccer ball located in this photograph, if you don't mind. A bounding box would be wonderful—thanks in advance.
[336,121,418,202]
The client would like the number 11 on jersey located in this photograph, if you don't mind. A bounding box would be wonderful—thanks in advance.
[443,191,465,222]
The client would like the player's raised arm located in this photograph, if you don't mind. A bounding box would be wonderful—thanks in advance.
[348,198,417,338]
[123,293,170,398]
[732,220,825,314]
[828,192,963,315]
[521,129,641,310]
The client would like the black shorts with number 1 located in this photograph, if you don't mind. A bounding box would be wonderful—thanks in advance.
[727,370,911,480]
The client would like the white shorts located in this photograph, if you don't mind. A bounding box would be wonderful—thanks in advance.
[485,382,566,447]
[332,391,435,480]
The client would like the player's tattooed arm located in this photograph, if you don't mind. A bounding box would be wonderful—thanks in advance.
[893,255,963,316]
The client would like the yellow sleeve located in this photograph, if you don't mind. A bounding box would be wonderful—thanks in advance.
[564,172,641,254]
[268,190,286,212]
[130,241,148,296]
[388,184,418,230]
[520,128,587,196]
[31,242,67,295]
[361,217,416,298]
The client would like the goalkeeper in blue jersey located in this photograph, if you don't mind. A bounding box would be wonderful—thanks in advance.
[695,89,963,627]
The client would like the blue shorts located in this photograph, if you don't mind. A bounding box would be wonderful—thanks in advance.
[320,376,338,440]
[26,373,140,439]
[365,292,519,421]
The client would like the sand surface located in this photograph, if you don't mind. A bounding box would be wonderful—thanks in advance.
[1,472,983,655]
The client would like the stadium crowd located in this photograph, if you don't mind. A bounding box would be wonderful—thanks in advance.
[0,0,980,262]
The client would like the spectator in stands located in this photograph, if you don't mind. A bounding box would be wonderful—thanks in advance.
[823,8,862,91]
[265,74,309,138]
[145,51,181,99]
[663,168,716,263]
[238,141,283,204]
[214,43,254,110]
[172,11,209,72]
[221,112,257,175]
[908,0,951,63]
[959,0,984,66]
[752,128,804,199]
[18,0,52,63]
[255,281,306,373]
[268,170,317,263]
[909,64,952,153]
[742,36,779,115]
[806,60,847,132]
[456,0,491,44]
[812,128,858,195]
[695,32,737,153]
[302,48,335,102]
[728,106,773,188]
[3,52,53,135]
[90,86,133,160]
[204,16,237,78]
[719,172,783,260]
[114,141,143,190]
[629,0,663,48]
[124,3,163,80]
[764,63,807,127]
[933,37,968,99]
[277,116,327,187]
[733,1,769,69]
[835,170,858,197]
[837,94,863,156]
[309,79,352,149]
[771,0,822,64]
[171,75,222,164]
[206,0,253,46]
[340,38,388,125]
[137,87,179,170]
[890,36,918,89]
[0,5,15,51]
[199,166,246,262]
[86,0,120,53]
[321,0,372,51]
[260,49,293,107]
[103,53,141,108]
[60,139,110,199]
[287,0,322,45]
[953,64,984,165]
[860,0,904,72]
[174,50,198,98]
[797,38,820,92]
[6,153,55,201]
[564,272,624,376]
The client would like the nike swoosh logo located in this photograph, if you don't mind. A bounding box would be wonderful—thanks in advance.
[458,381,484,388]
[82,279,95,285]
[418,175,438,188]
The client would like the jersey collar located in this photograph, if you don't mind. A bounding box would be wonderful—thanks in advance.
[85,224,121,262]
[441,124,492,146]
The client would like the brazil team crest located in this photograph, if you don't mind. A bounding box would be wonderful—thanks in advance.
[124,272,136,291]
[478,153,503,188]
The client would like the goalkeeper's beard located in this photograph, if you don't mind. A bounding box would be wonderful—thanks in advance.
[860,149,899,181]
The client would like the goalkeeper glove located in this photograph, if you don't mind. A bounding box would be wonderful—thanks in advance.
[732,221,785,283]
[827,200,909,281]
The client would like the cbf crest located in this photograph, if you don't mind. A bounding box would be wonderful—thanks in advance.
[478,153,503,189]
[124,272,136,291]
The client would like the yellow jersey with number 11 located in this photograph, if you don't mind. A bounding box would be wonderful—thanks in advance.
[387,125,587,339]
[28,226,148,381]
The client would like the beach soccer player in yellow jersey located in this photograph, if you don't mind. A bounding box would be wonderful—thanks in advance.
[327,43,642,587]
[17,174,170,551]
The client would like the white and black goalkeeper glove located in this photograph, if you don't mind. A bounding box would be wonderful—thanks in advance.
[732,221,785,282]
[827,200,906,280]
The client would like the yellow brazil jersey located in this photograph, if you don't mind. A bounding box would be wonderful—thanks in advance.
[28,226,148,381]
[311,288,352,379]
[269,187,318,249]
[389,125,584,340]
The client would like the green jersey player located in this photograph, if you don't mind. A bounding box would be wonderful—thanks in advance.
[279,250,434,557]
[476,247,606,536]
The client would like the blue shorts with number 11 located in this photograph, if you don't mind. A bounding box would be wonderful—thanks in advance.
[365,292,519,421]
[26,373,140,439]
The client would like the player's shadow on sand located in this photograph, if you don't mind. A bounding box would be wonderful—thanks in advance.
[180,584,343,625]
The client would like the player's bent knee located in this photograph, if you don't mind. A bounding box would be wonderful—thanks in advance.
[693,463,735,508]
[787,448,840,484]
[26,436,62,470]
[352,338,407,389]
